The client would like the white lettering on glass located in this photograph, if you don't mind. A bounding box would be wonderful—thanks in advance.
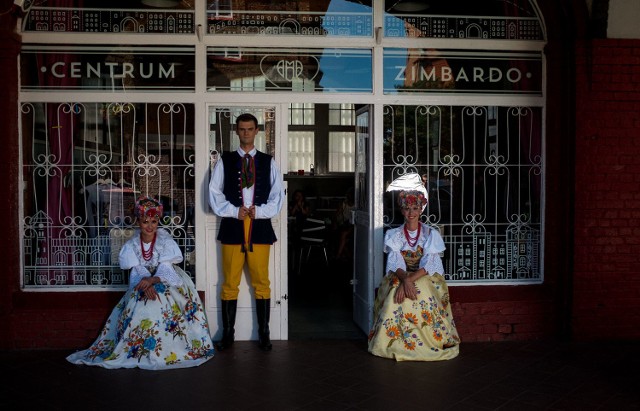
[39,62,178,80]
[393,64,531,87]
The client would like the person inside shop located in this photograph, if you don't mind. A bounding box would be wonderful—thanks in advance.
[288,189,310,240]
[66,196,215,370]
[368,173,461,361]
[332,188,354,261]
[208,113,285,352]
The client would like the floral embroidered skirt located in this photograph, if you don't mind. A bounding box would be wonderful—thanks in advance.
[67,267,214,370]
[368,273,460,361]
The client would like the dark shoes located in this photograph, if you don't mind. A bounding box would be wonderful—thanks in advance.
[215,299,237,351]
[256,298,272,351]
[216,298,272,352]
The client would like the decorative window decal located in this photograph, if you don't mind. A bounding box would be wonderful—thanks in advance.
[207,47,372,93]
[23,3,195,34]
[21,45,195,92]
[207,1,373,37]
[384,49,543,95]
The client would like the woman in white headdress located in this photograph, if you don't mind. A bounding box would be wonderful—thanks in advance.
[368,174,460,361]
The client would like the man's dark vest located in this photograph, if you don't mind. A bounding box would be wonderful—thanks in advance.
[217,150,278,248]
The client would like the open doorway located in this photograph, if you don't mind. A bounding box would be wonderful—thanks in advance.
[285,103,365,340]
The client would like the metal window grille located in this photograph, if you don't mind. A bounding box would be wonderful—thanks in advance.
[383,105,543,283]
[21,102,196,288]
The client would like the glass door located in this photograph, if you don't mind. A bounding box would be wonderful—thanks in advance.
[352,105,380,333]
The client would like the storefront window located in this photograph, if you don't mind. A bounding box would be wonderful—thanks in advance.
[22,0,195,34]
[207,0,373,37]
[383,105,542,283]
[21,102,196,288]
[207,47,372,93]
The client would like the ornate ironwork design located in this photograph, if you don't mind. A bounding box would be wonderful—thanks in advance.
[383,104,542,283]
[21,102,196,288]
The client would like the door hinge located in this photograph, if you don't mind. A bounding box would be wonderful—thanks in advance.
[349,279,358,285]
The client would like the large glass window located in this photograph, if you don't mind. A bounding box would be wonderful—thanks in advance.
[383,48,543,95]
[207,0,373,37]
[286,103,356,174]
[207,47,372,93]
[21,102,196,288]
[21,45,195,93]
[383,105,542,283]
[384,0,544,40]
[23,1,195,34]
[19,1,546,289]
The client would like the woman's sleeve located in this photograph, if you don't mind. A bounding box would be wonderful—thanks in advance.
[154,262,184,287]
[119,239,140,270]
[384,228,406,274]
[157,230,184,265]
[418,227,446,275]
[386,251,407,274]
[129,265,152,290]
[420,253,445,276]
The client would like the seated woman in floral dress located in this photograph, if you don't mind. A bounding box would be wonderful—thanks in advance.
[368,174,460,361]
[67,197,214,370]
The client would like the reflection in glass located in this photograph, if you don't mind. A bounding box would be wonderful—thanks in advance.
[207,47,372,93]
[21,102,196,288]
[207,0,372,37]
[21,45,195,92]
[383,105,542,283]
[23,0,195,33]
[384,0,544,40]
[383,48,542,95]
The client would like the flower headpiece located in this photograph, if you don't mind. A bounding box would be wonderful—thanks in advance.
[386,173,429,212]
[134,196,163,219]
[397,190,428,209]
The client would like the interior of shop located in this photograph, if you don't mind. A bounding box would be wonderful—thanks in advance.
[285,103,366,340]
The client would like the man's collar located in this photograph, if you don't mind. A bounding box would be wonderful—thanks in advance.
[237,147,257,157]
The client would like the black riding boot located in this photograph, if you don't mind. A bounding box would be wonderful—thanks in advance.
[216,299,237,351]
[256,298,272,351]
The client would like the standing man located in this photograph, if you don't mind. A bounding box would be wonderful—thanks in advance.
[208,113,284,351]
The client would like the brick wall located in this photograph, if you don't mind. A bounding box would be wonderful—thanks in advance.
[573,39,640,340]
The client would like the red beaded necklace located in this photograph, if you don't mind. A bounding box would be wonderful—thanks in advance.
[141,232,157,261]
[404,224,421,247]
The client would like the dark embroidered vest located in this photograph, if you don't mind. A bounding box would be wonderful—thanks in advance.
[217,150,277,247]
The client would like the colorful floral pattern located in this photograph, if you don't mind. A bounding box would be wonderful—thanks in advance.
[369,273,460,361]
[67,266,214,370]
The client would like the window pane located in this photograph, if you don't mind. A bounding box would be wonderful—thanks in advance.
[329,103,355,126]
[383,105,542,284]
[383,48,543,95]
[207,0,373,37]
[23,1,195,34]
[384,0,543,40]
[290,103,315,125]
[207,47,372,93]
[288,131,314,173]
[329,131,355,172]
[21,45,195,93]
[21,102,196,288]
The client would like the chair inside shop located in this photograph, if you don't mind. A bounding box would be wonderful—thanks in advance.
[298,217,329,271]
